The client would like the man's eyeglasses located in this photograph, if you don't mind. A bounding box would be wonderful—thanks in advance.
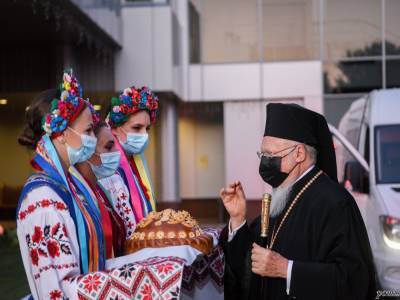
[257,144,300,159]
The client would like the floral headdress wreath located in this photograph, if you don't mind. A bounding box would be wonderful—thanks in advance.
[42,70,99,137]
[107,86,159,128]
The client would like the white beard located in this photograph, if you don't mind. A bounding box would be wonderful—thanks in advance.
[269,183,293,218]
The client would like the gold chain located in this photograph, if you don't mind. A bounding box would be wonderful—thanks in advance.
[268,170,323,249]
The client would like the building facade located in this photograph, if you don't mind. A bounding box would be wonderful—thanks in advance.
[116,0,400,205]
[1,0,399,219]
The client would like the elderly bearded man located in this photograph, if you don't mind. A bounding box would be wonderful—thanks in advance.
[219,104,376,300]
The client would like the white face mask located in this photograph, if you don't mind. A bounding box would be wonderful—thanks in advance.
[119,128,149,155]
[65,127,97,165]
[89,151,121,179]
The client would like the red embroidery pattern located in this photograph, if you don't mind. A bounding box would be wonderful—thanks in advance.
[115,189,135,237]
[82,273,103,293]
[49,289,64,300]
[181,231,224,291]
[77,257,185,300]
[156,263,174,275]
[64,274,84,283]
[19,198,67,220]
[140,283,153,300]
[26,222,72,267]
[33,262,79,280]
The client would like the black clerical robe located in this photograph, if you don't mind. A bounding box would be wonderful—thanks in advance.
[220,166,377,300]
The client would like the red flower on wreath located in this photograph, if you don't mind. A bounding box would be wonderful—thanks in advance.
[132,89,139,101]
[82,273,102,293]
[32,226,43,244]
[30,248,39,266]
[120,104,130,114]
[58,101,74,119]
[47,240,60,258]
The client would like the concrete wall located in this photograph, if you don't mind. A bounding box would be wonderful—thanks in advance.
[115,5,173,91]
[178,117,224,199]
[170,0,190,100]
[188,61,323,112]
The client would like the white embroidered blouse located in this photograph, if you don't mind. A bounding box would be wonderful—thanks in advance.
[17,174,141,299]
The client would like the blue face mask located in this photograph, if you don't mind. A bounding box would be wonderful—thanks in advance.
[66,127,97,165]
[120,130,149,155]
[89,151,121,179]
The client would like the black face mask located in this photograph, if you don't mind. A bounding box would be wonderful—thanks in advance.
[258,146,298,188]
[259,156,289,188]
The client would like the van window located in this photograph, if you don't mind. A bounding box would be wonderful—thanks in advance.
[364,126,370,164]
[375,125,400,184]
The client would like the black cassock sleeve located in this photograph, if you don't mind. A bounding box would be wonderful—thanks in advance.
[220,220,259,300]
[290,196,376,300]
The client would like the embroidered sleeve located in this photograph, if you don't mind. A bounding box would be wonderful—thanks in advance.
[17,185,81,299]
[99,174,137,238]
[17,185,184,299]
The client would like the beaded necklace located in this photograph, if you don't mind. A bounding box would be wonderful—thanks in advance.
[268,170,323,249]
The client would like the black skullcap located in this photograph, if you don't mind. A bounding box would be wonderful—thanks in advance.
[264,103,337,182]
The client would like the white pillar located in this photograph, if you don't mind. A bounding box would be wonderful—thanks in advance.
[160,97,180,202]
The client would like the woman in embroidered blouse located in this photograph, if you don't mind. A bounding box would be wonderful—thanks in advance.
[107,87,159,224]
[15,72,178,299]
[75,120,136,258]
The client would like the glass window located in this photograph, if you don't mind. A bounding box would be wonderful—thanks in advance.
[324,60,382,93]
[386,59,400,88]
[386,0,400,56]
[364,126,370,164]
[189,0,201,63]
[324,95,362,127]
[375,125,400,184]
[201,0,259,63]
[172,13,181,66]
[333,136,357,183]
[324,0,382,59]
[263,0,320,61]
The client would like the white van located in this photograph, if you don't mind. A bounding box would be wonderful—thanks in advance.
[330,89,400,289]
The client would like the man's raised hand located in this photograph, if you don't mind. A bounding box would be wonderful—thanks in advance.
[220,180,246,230]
